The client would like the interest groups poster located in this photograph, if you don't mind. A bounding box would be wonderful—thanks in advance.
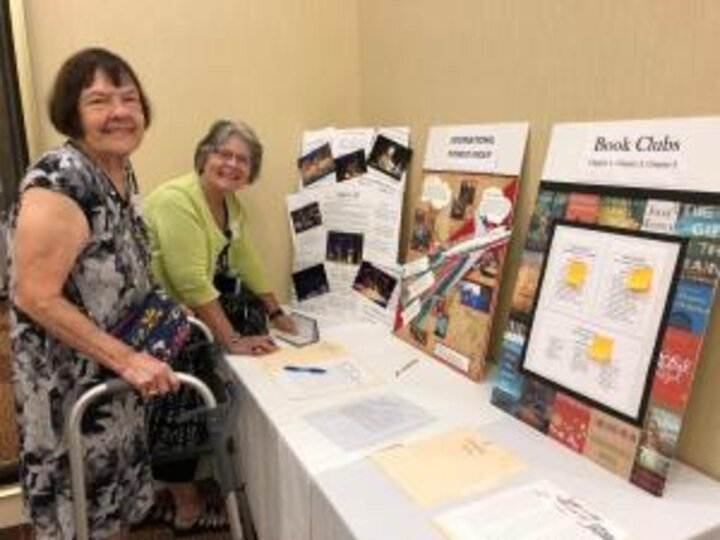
[394,123,528,380]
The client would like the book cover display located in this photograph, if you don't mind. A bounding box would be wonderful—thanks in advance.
[394,124,528,380]
[491,117,720,495]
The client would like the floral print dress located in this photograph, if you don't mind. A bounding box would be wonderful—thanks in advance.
[8,142,155,539]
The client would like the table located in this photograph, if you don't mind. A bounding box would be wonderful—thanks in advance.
[227,322,720,540]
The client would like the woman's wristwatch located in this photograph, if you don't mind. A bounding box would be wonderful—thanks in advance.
[268,308,285,321]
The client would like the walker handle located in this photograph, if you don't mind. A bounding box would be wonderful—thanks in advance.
[66,373,216,540]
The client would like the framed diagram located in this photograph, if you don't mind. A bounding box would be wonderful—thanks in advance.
[521,221,686,424]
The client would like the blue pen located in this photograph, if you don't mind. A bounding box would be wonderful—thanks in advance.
[283,365,327,374]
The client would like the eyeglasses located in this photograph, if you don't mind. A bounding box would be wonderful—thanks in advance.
[213,148,251,167]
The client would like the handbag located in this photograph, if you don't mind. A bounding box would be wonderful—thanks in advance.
[111,287,190,362]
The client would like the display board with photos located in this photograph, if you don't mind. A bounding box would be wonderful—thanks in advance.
[287,127,411,326]
[394,124,528,380]
[491,117,720,496]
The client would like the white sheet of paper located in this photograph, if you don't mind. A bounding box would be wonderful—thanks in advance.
[305,393,434,451]
[273,358,376,400]
[435,480,632,540]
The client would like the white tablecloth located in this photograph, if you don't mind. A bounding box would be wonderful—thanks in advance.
[227,322,720,540]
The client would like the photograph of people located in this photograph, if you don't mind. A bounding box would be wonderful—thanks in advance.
[297,142,335,187]
[367,134,412,180]
[9,48,180,540]
[144,119,295,355]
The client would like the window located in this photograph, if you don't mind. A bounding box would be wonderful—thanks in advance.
[0,0,28,216]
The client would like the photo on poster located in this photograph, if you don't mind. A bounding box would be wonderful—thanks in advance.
[477,248,500,279]
[450,179,477,220]
[430,296,451,339]
[409,208,436,253]
[367,134,412,180]
[326,231,364,265]
[298,143,335,187]
[292,264,330,301]
[458,279,493,312]
[352,261,398,308]
[335,149,367,182]
[290,201,322,234]
[410,322,429,346]
[521,221,686,424]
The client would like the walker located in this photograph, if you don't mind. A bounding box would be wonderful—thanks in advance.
[66,317,250,540]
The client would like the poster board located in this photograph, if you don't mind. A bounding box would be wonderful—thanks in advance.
[491,117,720,495]
[394,124,528,380]
[288,127,410,326]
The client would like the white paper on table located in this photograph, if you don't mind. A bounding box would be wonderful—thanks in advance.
[305,393,434,451]
[273,357,376,400]
[435,480,632,540]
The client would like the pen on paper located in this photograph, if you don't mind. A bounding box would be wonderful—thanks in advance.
[284,365,327,374]
[395,358,420,378]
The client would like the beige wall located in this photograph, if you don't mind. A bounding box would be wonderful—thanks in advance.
[19,0,361,297]
[358,0,720,478]
[14,0,720,478]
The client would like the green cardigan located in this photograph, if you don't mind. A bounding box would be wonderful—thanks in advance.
[144,172,271,308]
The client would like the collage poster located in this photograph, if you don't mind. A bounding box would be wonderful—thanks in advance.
[492,117,720,495]
[394,124,528,380]
[287,127,411,326]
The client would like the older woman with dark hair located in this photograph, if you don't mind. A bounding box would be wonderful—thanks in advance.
[145,119,294,354]
[9,48,179,539]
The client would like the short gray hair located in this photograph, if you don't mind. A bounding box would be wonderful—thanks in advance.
[194,119,263,182]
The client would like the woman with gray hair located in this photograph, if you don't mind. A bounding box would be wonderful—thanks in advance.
[145,119,294,353]
[143,120,293,532]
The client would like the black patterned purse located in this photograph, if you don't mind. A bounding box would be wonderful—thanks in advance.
[111,287,190,361]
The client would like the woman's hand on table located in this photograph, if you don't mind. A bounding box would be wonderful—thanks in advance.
[272,313,297,334]
[227,334,278,355]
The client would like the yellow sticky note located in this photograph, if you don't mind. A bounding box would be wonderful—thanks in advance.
[564,259,588,288]
[625,266,653,292]
[588,334,614,364]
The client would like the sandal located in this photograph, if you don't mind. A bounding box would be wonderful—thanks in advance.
[171,478,229,536]
[131,487,175,530]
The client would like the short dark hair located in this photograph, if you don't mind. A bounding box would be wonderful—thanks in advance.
[194,119,263,182]
[48,47,152,138]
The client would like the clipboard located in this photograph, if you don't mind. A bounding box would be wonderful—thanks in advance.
[271,312,320,347]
